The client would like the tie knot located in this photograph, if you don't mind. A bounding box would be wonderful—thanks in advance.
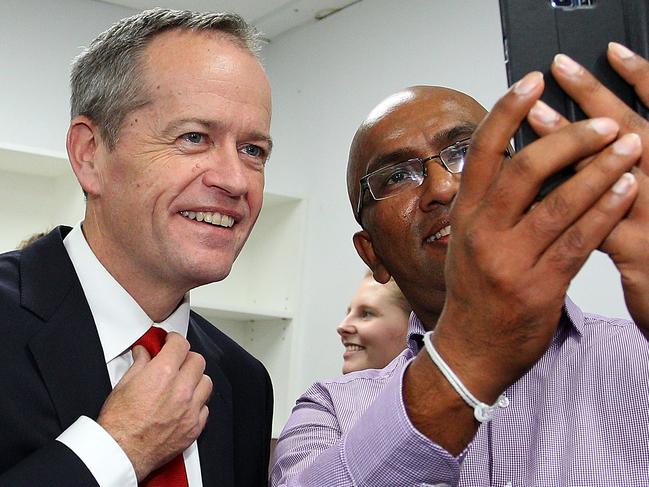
[134,326,167,357]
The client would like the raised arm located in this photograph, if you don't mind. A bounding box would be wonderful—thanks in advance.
[405,71,640,454]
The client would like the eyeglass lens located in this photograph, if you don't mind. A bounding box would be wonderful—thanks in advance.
[368,159,424,201]
[440,143,468,172]
[368,140,469,201]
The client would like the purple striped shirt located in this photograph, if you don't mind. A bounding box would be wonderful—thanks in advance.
[271,297,649,486]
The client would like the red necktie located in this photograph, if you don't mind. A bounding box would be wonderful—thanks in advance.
[133,327,189,487]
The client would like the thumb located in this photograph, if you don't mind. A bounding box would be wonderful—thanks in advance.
[119,345,151,385]
[132,344,151,362]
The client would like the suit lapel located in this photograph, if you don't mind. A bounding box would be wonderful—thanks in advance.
[21,227,237,483]
[188,317,235,487]
[23,227,111,429]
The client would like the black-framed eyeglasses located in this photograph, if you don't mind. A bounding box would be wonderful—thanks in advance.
[355,137,471,223]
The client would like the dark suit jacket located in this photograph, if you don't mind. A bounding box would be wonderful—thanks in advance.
[0,226,273,487]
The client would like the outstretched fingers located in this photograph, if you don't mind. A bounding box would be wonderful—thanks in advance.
[521,132,641,255]
[539,170,637,279]
[484,117,620,229]
[607,42,649,108]
[552,50,649,169]
[456,72,544,212]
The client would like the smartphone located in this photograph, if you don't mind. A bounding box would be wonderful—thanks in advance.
[499,0,649,199]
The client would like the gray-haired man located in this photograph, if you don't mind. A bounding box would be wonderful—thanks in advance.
[0,9,272,487]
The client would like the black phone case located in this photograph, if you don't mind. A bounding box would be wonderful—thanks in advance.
[499,0,649,198]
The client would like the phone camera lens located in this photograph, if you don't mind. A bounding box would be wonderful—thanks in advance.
[550,0,575,7]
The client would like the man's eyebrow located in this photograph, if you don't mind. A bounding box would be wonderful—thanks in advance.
[429,122,478,148]
[161,118,219,136]
[366,122,478,174]
[367,148,420,173]
[249,132,274,152]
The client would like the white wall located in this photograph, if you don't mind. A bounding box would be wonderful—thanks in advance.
[0,171,56,250]
[0,0,138,154]
[0,0,137,247]
[264,0,511,400]
[0,0,632,434]
[264,0,631,405]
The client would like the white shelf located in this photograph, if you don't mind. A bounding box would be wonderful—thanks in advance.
[0,142,69,177]
[0,145,304,322]
[192,305,292,322]
[1,143,306,439]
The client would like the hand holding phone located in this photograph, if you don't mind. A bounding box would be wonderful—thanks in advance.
[499,0,649,198]
[526,43,649,339]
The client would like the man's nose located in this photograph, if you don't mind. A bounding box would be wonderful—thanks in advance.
[419,162,460,211]
[201,145,249,197]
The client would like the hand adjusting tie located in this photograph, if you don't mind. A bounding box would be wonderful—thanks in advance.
[423,331,510,423]
[133,327,189,487]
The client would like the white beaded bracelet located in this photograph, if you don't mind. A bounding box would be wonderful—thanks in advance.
[423,331,509,423]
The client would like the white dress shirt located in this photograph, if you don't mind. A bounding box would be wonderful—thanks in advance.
[56,223,203,487]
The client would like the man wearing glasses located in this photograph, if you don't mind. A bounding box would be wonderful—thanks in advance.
[271,46,649,486]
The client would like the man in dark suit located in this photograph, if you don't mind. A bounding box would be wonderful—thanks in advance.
[0,8,273,487]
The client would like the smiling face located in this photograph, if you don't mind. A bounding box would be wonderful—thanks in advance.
[337,276,410,373]
[75,29,271,317]
[348,87,487,327]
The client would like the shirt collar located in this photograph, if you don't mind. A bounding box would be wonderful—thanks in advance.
[563,295,585,336]
[407,296,584,355]
[63,223,190,364]
[406,312,427,353]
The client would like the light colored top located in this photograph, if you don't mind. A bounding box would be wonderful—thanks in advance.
[56,223,203,487]
[271,298,649,487]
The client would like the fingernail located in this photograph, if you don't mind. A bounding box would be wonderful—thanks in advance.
[612,172,636,195]
[612,133,641,156]
[554,54,582,76]
[589,117,618,135]
[609,42,635,60]
[529,100,559,125]
[513,72,543,95]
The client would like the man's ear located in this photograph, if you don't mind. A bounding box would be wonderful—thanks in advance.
[352,230,391,284]
[66,116,103,197]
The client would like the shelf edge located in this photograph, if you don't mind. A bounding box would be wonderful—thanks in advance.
[191,305,292,322]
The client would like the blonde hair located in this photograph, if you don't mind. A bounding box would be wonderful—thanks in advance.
[363,270,411,316]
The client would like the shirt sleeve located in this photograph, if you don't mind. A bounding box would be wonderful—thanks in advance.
[270,361,463,487]
[57,416,137,487]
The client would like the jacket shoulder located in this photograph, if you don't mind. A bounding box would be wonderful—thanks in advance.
[0,250,21,305]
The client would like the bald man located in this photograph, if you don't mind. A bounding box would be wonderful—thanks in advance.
[271,46,649,487]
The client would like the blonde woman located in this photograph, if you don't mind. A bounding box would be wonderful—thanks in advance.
[336,271,411,373]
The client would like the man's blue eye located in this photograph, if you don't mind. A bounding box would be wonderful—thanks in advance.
[243,145,263,157]
[182,132,204,144]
